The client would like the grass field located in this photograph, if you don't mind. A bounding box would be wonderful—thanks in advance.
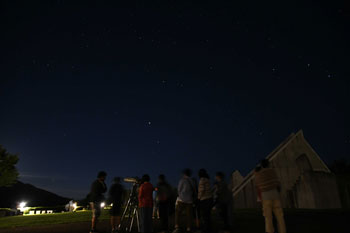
[0,210,108,228]
[0,209,349,233]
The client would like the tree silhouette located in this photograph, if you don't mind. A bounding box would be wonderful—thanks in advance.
[0,145,19,187]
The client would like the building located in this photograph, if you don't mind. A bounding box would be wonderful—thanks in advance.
[232,130,341,209]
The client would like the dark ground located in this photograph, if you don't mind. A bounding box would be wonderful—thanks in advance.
[0,209,349,233]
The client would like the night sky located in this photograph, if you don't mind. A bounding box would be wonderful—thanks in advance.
[1,1,349,199]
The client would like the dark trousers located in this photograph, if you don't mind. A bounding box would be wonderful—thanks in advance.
[199,198,213,233]
[175,201,193,229]
[140,207,153,233]
[158,201,170,231]
[217,201,233,230]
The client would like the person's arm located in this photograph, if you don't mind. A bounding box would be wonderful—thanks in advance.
[273,169,281,192]
[256,186,262,202]
[90,181,99,201]
[177,179,184,198]
[138,184,144,201]
[102,182,107,193]
[254,173,262,202]
[198,178,204,200]
[150,184,154,201]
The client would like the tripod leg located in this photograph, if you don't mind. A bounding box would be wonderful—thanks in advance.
[129,207,137,232]
[121,199,131,220]
[136,208,140,232]
[119,199,131,230]
[126,205,134,231]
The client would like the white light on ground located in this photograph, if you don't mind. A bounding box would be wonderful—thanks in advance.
[100,202,105,208]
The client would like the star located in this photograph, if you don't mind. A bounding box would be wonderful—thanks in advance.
[147,121,152,125]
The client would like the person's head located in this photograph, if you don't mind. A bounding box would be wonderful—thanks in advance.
[198,168,209,179]
[97,171,107,181]
[142,174,150,183]
[182,168,192,177]
[113,177,121,184]
[158,174,166,183]
[261,159,270,168]
[255,165,262,172]
[215,171,225,182]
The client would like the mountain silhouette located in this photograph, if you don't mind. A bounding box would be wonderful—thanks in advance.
[0,181,70,208]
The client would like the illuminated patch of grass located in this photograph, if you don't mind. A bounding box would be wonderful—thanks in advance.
[0,210,108,228]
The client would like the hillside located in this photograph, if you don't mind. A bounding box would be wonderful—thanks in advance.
[0,181,70,208]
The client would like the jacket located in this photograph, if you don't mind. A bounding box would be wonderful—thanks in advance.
[254,168,280,192]
[89,179,107,203]
[177,176,196,204]
[198,177,212,201]
[138,182,153,208]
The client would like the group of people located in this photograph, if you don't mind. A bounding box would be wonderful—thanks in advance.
[87,159,287,233]
[173,169,232,233]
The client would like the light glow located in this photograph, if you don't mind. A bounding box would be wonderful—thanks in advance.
[18,201,28,212]
[19,202,27,209]
[100,202,105,208]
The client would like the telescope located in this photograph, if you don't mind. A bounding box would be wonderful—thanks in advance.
[124,177,141,183]
[119,177,141,232]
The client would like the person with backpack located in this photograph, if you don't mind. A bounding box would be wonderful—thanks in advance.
[173,168,196,233]
[156,174,173,233]
[197,169,213,233]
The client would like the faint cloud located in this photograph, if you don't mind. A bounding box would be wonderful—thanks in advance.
[19,172,69,182]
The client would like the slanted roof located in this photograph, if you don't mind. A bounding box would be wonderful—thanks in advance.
[232,130,330,197]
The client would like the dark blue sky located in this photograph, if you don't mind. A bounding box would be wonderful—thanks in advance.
[0,0,349,199]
